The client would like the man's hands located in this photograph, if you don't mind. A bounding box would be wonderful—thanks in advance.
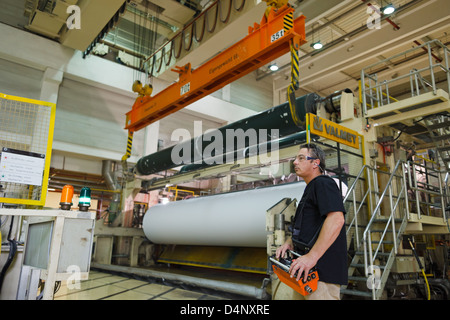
[288,252,319,282]
[275,239,320,282]
[275,239,316,282]
[275,238,293,260]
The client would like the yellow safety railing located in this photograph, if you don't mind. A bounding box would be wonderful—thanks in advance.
[167,186,195,201]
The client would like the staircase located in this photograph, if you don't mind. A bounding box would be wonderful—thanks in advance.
[349,39,450,299]
[341,160,449,299]
[422,114,450,171]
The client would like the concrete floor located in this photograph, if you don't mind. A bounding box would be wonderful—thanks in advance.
[54,270,229,300]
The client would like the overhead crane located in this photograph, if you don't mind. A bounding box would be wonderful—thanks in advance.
[122,2,306,160]
[99,1,450,299]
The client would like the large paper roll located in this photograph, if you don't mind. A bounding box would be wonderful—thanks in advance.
[142,181,306,247]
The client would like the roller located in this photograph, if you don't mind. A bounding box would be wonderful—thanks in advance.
[142,181,307,247]
[179,130,309,174]
[135,93,320,175]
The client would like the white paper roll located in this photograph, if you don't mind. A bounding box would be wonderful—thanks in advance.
[142,181,306,247]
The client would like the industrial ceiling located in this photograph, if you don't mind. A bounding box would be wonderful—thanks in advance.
[1,0,448,96]
[1,0,449,150]
[0,0,449,193]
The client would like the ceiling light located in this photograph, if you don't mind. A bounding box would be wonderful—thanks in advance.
[382,4,395,15]
[311,41,323,50]
[268,63,279,71]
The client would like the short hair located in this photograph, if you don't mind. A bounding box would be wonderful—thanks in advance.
[300,143,326,172]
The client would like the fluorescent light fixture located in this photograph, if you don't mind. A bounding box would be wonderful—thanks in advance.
[269,63,279,71]
[382,4,395,15]
[311,41,323,50]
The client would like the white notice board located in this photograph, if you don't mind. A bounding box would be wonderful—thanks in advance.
[0,148,45,186]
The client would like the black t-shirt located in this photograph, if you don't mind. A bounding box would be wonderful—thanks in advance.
[293,175,348,285]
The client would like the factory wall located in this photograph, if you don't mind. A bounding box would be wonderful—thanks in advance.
[0,57,43,100]
[0,22,273,179]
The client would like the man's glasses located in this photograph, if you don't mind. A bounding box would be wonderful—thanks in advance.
[295,155,317,162]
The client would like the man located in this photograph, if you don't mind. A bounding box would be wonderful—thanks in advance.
[276,143,347,300]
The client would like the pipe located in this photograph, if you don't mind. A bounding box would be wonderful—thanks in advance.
[179,130,308,174]
[135,93,320,175]
[321,88,353,114]
[102,160,121,221]
[0,216,17,294]
[90,263,270,299]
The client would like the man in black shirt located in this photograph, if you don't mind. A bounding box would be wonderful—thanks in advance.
[276,143,347,300]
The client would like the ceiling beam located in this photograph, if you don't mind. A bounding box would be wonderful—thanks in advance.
[274,0,450,92]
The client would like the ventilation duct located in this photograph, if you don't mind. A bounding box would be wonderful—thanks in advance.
[102,160,121,222]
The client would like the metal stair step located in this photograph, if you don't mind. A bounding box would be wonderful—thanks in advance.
[370,229,394,233]
[341,288,373,298]
[355,251,390,256]
[374,218,402,223]
[348,276,368,282]
[371,240,394,244]
[431,133,450,141]
[346,223,367,228]
[350,263,385,269]
[427,120,450,130]
[437,145,450,152]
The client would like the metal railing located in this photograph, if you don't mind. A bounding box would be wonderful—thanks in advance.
[361,39,450,115]
[443,172,450,236]
[344,163,396,251]
[344,165,375,250]
[405,161,448,221]
[344,158,450,299]
[445,172,450,207]
[362,160,409,299]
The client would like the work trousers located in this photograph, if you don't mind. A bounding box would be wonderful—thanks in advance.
[275,281,341,300]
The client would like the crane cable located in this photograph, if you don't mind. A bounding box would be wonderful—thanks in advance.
[288,41,300,126]
[284,8,301,127]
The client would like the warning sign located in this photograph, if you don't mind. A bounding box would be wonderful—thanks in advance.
[0,148,45,186]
